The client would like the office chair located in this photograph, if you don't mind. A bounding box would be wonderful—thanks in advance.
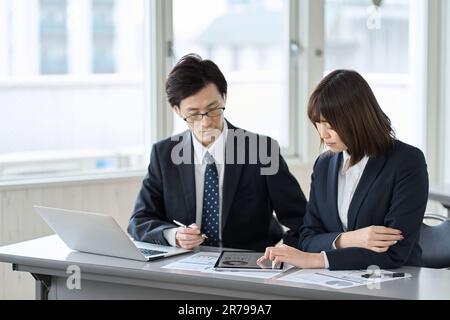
[418,213,450,269]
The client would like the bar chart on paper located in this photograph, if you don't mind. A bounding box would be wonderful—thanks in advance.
[277,269,411,289]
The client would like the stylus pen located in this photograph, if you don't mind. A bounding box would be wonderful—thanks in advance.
[272,260,276,269]
[173,220,208,239]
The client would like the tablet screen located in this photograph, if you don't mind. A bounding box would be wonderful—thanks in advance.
[214,250,283,271]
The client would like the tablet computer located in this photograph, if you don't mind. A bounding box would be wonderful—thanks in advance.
[213,250,283,271]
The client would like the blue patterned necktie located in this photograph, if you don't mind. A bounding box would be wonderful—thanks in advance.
[201,152,220,246]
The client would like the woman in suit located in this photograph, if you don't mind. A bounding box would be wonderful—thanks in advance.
[258,70,429,270]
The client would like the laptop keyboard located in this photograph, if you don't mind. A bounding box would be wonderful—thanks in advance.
[139,248,167,256]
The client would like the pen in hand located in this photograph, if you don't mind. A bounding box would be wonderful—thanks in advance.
[173,220,208,239]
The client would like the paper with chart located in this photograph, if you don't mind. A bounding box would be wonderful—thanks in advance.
[278,269,411,289]
[162,252,219,271]
[162,252,291,279]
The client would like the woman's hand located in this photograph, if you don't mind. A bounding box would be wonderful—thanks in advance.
[175,224,205,249]
[257,244,325,269]
[336,226,404,253]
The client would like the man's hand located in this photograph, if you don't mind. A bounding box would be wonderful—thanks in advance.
[175,224,205,249]
[336,226,404,253]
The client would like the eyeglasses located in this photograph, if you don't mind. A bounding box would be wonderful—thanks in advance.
[183,107,225,123]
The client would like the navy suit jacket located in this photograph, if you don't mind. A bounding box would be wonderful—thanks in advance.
[298,140,429,270]
[128,121,307,250]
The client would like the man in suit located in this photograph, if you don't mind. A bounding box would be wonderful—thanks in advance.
[127,54,307,250]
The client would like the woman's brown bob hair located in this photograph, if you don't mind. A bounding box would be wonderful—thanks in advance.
[307,70,395,164]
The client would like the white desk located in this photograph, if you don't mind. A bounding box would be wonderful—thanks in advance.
[0,235,449,300]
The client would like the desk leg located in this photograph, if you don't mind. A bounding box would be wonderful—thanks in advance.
[12,264,52,300]
[31,273,52,300]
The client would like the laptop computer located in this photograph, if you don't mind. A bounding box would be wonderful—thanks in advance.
[34,206,191,262]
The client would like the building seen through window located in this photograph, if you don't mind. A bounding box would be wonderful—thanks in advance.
[40,0,68,74]
[173,0,290,148]
[0,0,145,180]
[324,0,424,151]
[92,0,116,73]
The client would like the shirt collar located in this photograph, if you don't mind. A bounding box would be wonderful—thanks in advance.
[342,150,351,166]
[192,121,227,165]
[341,150,369,173]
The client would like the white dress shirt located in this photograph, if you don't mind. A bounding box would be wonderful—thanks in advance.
[322,151,369,268]
[337,151,369,231]
[163,122,227,246]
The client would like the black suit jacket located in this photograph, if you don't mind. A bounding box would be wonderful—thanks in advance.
[128,121,307,250]
[298,140,429,270]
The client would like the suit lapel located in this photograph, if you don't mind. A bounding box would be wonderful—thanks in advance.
[176,131,196,223]
[347,154,387,230]
[221,121,243,231]
[328,153,344,232]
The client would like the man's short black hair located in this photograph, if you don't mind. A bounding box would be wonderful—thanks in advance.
[165,53,228,107]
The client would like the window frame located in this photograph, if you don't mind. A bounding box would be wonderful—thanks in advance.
[1,0,446,185]
[0,0,152,183]
[426,0,450,186]
[444,0,450,186]
[161,0,325,162]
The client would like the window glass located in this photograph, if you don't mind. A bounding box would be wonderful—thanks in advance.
[172,0,290,148]
[0,0,146,180]
[325,0,425,151]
